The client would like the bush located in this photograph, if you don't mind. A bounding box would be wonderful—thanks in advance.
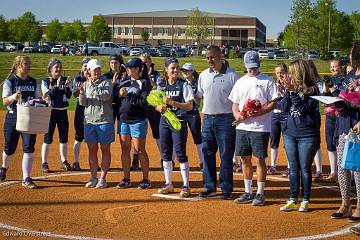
[228,50,238,59]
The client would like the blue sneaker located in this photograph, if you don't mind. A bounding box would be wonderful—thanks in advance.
[22,177,37,189]
[117,178,131,189]
[41,162,50,173]
[138,179,151,189]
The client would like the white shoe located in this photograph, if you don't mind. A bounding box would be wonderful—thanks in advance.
[96,178,108,189]
[85,177,98,188]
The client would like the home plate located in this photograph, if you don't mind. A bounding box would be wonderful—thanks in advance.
[152,193,202,201]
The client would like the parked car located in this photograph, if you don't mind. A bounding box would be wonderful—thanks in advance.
[274,50,286,59]
[87,42,124,56]
[258,49,270,59]
[23,44,39,53]
[129,47,144,56]
[307,50,320,60]
[0,42,6,51]
[288,52,299,60]
[6,42,24,51]
[267,49,275,59]
[329,50,340,59]
[51,45,64,53]
[158,48,171,57]
[116,44,129,55]
[175,48,187,57]
[147,48,159,57]
[38,45,52,53]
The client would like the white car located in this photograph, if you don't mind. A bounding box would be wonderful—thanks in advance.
[307,50,320,60]
[129,48,144,56]
[51,45,63,53]
[258,49,269,59]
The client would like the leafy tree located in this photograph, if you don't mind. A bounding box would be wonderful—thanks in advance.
[46,19,62,43]
[72,19,86,43]
[247,39,255,48]
[186,8,212,45]
[60,22,76,43]
[14,12,42,43]
[7,19,19,42]
[0,15,9,41]
[140,28,149,42]
[87,15,111,44]
[349,11,360,40]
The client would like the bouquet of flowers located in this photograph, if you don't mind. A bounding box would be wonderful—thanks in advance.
[146,89,182,131]
[339,77,360,108]
[232,99,262,126]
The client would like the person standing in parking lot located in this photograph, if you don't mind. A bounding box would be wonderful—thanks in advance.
[198,45,240,200]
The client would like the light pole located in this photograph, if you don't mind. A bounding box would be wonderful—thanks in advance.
[325,2,331,54]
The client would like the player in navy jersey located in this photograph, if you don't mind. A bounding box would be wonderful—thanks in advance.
[156,58,195,197]
[0,55,40,188]
[72,57,90,171]
[114,58,151,189]
[41,58,72,172]
[181,62,204,169]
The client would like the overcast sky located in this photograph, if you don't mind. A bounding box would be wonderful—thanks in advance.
[1,0,359,37]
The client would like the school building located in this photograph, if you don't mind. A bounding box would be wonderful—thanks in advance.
[102,10,266,47]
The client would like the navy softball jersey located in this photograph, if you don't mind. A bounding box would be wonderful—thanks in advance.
[2,75,40,154]
[73,74,86,142]
[186,78,202,144]
[41,76,72,144]
[159,78,194,163]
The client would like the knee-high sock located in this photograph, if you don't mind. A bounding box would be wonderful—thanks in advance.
[233,153,237,164]
[2,151,10,169]
[314,149,322,173]
[328,151,337,175]
[41,143,50,164]
[270,148,279,167]
[180,162,190,187]
[155,139,161,154]
[244,179,253,194]
[195,144,204,164]
[22,152,34,180]
[73,140,81,163]
[163,161,173,185]
[60,143,68,163]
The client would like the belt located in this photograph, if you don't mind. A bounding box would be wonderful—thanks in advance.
[204,113,233,117]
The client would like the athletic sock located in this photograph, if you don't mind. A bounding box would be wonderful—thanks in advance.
[270,148,279,167]
[73,140,81,163]
[163,161,173,185]
[180,162,190,187]
[233,153,237,164]
[314,149,322,173]
[257,181,265,195]
[2,151,10,169]
[59,143,68,163]
[195,144,204,164]
[41,143,50,164]
[22,152,34,180]
[244,179,253,194]
[328,151,337,174]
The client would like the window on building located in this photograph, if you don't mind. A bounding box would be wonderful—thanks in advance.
[128,27,133,35]
[164,28,169,35]
[208,28,213,36]
[114,28,118,35]
[147,28,152,34]
[121,27,125,34]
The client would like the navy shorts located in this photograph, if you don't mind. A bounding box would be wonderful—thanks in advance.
[235,129,270,159]
[3,112,36,155]
[148,106,161,139]
[44,109,69,144]
[74,104,85,142]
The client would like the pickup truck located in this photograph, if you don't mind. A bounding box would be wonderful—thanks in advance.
[87,42,123,56]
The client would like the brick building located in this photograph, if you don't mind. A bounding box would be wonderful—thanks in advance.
[103,10,266,47]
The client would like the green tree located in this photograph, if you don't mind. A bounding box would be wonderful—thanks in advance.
[140,28,149,42]
[10,12,42,43]
[349,11,360,40]
[186,8,212,46]
[72,19,86,43]
[7,18,19,42]
[0,15,9,41]
[87,15,111,44]
[46,19,62,43]
[60,22,76,43]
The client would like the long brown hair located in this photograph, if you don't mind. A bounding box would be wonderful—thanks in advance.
[288,59,316,95]
[6,55,31,79]
[350,40,360,68]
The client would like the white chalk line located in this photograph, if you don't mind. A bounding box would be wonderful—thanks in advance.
[0,170,355,239]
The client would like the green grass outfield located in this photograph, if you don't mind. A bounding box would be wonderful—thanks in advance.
[0,52,331,110]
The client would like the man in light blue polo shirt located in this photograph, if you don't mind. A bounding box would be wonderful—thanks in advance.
[197,45,240,200]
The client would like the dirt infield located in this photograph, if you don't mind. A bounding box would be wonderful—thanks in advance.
[0,111,359,240]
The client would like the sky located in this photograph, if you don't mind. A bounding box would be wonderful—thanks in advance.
[1,0,359,37]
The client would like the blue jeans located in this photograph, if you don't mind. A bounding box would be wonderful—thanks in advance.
[325,115,337,151]
[283,134,319,201]
[202,114,235,193]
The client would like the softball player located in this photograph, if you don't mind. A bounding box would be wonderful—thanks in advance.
[41,58,72,172]
[115,58,151,189]
[157,57,194,197]
[72,57,90,171]
[0,55,40,188]
[181,63,204,169]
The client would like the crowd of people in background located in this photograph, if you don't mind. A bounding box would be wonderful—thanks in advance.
[1,41,360,234]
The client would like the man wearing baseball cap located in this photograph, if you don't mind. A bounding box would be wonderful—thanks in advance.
[229,51,279,206]
[78,58,114,189]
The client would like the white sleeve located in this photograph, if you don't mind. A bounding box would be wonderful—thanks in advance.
[35,83,40,98]
[267,78,279,102]
[228,81,239,103]
[197,74,204,98]
[41,80,50,95]
[2,80,12,98]
[183,82,194,102]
